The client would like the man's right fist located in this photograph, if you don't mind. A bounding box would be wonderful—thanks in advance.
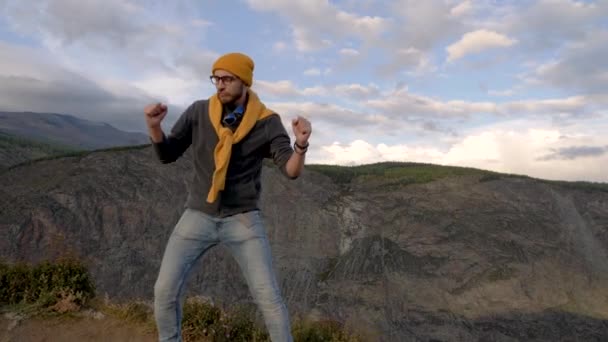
[144,103,168,128]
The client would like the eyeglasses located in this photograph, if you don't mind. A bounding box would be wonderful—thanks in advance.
[210,75,237,85]
[222,105,244,127]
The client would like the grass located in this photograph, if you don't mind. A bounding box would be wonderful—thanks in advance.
[307,161,501,186]
[306,161,608,192]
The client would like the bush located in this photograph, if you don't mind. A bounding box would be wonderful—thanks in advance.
[181,298,268,342]
[0,258,95,311]
[293,319,362,342]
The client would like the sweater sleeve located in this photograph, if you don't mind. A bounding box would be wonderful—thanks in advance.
[265,114,296,178]
[152,103,194,163]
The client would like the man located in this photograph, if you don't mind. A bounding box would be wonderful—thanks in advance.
[144,52,310,342]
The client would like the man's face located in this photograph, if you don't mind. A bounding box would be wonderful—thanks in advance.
[212,70,245,105]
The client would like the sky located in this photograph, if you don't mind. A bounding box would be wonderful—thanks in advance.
[0,0,606,182]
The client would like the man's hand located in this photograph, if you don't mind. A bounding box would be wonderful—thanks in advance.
[292,115,312,146]
[144,103,168,129]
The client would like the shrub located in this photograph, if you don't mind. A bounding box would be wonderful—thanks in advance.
[0,258,95,311]
[293,319,362,342]
[181,298,269,342]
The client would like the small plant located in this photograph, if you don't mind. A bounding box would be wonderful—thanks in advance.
[181,298,269,342]
[293,319,362,342]
[0,258,95,313]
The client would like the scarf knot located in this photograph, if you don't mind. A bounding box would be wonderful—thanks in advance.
[207,89,273,203]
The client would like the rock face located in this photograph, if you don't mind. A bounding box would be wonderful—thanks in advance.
[1,146,607,341]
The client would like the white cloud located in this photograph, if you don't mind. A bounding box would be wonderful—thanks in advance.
[245,0,389,52]
[334,83,380,99]
[254,80,302,98]
[0,42,164,131]
[1,0,215,79]
[488,89,515,97]
[131,75,208,108]
[450,0,473,17]
[310,120,608,182]
[340,48,360,56]
[273,41,288,53]
[529,30,608,95]
[190,19,213,28]
[446,29,518,62]
[502,0,607,51]
[255,80,381,101]
[303,68,321,76]
[292,26,332,52]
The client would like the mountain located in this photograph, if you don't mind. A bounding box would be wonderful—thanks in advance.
[0,132,80,169]
[1,147,607,341]
[0,111,149,150]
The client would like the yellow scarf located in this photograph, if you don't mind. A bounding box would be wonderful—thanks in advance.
[207,89,274,203]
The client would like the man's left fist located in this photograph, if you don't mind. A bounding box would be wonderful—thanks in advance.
[292,115,312,145]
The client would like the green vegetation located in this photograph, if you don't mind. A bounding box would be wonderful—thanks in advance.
[307,161,499,185]
[0,258,95,314]
[306,161,608,192]
[0,132,78,155]
[1,259,364,341]
[6,143,151,170]
[292,319,363,342]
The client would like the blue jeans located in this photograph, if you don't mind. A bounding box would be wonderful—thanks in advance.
[153,208,292,342]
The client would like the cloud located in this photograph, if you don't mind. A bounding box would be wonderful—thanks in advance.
[446,29,517,62]
[273,41,289,53]
[266,101,377,129]
[0,42,179,132]
[530,30,608,95]
[488,89,515,97]
[371,0,468,76]
[255,80,381,101]
[310,121,608,182]
[1,0,215,77]
[450,0,473,17]
[245,0,389,52]
[503,0,607,51]
[538,145,608,161]
[365,87,588,121]
[340,48,360,57]
[303,67,332,77]
[292,26,332,52]
[303,68,321,76]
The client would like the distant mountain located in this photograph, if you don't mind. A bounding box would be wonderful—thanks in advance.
[1,147,607,341]
[0,132,80,169]
[0,111,149,150]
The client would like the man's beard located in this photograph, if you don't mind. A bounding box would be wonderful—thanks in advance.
[218,88,243,107]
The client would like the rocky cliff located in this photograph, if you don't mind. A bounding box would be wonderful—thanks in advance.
[1,146,607,341]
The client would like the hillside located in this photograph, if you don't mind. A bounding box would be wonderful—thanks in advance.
[0,111,149,150]
[0,132,80,169]
[1,146,607,341]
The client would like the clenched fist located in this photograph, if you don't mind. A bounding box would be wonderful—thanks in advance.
[292,116,311,146]
[144,102,168,129]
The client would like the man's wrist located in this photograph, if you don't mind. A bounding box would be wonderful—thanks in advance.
[295,140,309,148]
[294,140,308,154]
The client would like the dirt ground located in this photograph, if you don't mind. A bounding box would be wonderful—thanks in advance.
[0,314,156,342]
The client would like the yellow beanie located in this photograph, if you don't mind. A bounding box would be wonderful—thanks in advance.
[212,52,254,86]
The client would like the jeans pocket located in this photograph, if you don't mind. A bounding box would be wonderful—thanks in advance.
[235,210,262,230]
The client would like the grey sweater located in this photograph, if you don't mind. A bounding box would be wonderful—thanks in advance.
[152,99,295,217]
